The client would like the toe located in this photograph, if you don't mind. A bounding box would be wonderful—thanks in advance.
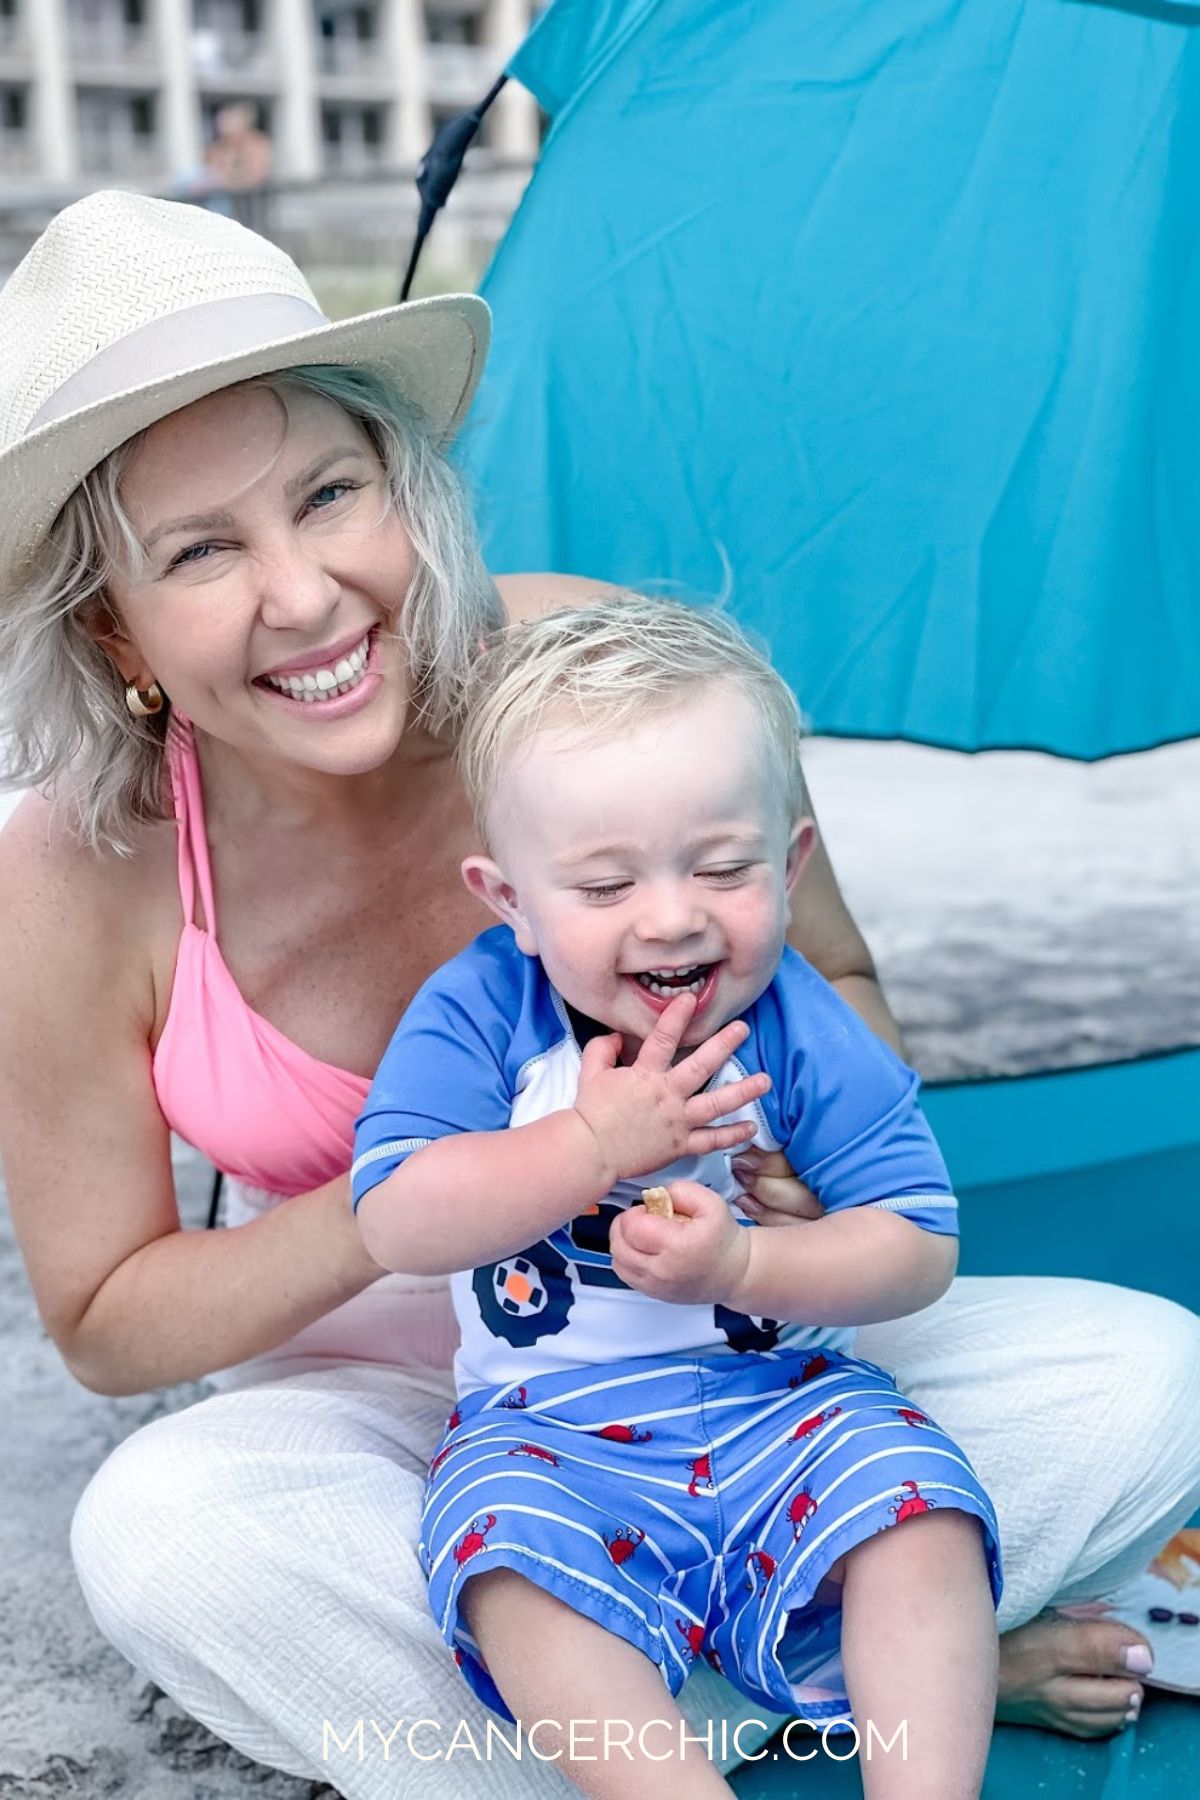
[1048,1675,1144,1738]
[1056,1617,1154,1678]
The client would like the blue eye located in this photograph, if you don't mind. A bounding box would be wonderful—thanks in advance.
[168,540,216,569]
[305,479,359,512]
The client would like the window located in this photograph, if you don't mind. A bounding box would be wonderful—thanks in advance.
[1,88,27,131]
[426,9,482,47]
[194,0,262,31]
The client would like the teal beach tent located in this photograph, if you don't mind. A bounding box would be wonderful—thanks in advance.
[457,0,1200,1788]
[464,0,1200,762]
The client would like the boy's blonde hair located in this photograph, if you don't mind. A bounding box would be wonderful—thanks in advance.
[459,594,806,845]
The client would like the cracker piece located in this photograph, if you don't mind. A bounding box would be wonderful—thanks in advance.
[640,1185,674,1218]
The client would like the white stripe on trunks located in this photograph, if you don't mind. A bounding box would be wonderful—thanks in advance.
[441,1533,662,1646]
[753,1475,999,1693]
[726,1438,991,1550]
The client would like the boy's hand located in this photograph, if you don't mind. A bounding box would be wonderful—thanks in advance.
[610,1179,751,1306]
[572,993,769,1187]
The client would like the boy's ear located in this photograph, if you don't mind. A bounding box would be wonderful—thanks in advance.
[461,856,537,955]
[784,816,817,897]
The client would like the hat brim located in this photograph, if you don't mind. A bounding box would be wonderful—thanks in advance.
[0,291,489,591]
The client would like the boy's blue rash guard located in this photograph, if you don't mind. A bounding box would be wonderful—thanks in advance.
[352,928,957,1396]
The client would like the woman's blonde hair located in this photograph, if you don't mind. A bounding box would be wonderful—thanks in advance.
[0,363,500,853]
[459,594,806,846]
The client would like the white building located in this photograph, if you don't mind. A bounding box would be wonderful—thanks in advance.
[0,0,538,194]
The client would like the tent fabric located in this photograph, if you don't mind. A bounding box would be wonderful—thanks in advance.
[459,0,1200,759]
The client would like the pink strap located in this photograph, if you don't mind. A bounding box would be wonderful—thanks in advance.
[166,715,218,934]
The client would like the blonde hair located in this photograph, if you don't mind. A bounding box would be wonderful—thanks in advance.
[459,594,806,845]
[0,363,500,854]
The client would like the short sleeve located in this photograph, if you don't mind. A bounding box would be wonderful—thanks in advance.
[754,953,958,1237]
[351,949,518,1213]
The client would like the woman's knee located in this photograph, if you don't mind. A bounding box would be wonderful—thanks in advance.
[1115,1287,1200,1397]
[71,1398,303,1646]
[72,1408,221,1659]
[71,1388,429,1659]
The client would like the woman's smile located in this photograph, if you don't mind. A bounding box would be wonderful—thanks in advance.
[254,626,384,719]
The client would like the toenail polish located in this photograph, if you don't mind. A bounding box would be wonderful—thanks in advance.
[1123,1644,1154,1674]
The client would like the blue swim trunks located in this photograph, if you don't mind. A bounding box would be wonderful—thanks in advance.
[420,1348,1002,1723]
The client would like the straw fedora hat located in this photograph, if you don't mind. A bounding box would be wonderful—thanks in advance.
[0,188,490,594]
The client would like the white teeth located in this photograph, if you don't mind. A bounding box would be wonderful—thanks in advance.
[261,633,372,700]
[635,966,711,998]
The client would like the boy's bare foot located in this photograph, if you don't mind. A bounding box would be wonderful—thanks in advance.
[996,1612,1150,1737]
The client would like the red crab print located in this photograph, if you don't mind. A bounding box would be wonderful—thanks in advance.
[793,1406,842,1441]
[453,1515,497,1565]
[745,1548,777,1591]
[447,1408,462,1431]
[507,1443,559,1465]
[604,1526,645,1566]
[676,1620,706,1661]
[788,1488,818,1540]
[788,1353,831,1388]
[896,1408,929,1429]
[890,1481,936,1523]
[686,1454,714,1497]
[593,1423,653,1445]
[429,1433,479,1478]
[499,1387,528,1410]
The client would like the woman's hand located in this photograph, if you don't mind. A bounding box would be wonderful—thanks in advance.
[732,1147,826,1225]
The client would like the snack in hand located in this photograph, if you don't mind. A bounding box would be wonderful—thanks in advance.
[640,1185,674,1218]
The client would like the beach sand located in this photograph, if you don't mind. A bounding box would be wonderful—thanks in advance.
[1,739,1197,1796]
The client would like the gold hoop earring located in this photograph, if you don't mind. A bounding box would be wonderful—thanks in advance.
[125,680,164,718]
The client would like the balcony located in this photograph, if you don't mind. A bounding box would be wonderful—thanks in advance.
[76,132,163,180]
[190,27,274,83]
[0,15,30,70]
[69,24,159,82]
[423,41,496,105]
[0,128,32,175]
[321,137,387,177]
[317,35,382,78]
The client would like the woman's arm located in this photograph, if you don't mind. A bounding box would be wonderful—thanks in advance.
[786,823,904,1055]
[0,798,380,1397]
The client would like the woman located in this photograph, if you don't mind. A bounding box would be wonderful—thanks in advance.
[0,193,1196,1797]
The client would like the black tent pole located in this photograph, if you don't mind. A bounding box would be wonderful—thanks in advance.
[400,74,509,302]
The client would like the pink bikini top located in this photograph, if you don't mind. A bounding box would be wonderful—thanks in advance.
[152,717,371,1197]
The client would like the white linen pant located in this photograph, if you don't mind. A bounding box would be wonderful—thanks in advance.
[72,1186,1200,1799]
